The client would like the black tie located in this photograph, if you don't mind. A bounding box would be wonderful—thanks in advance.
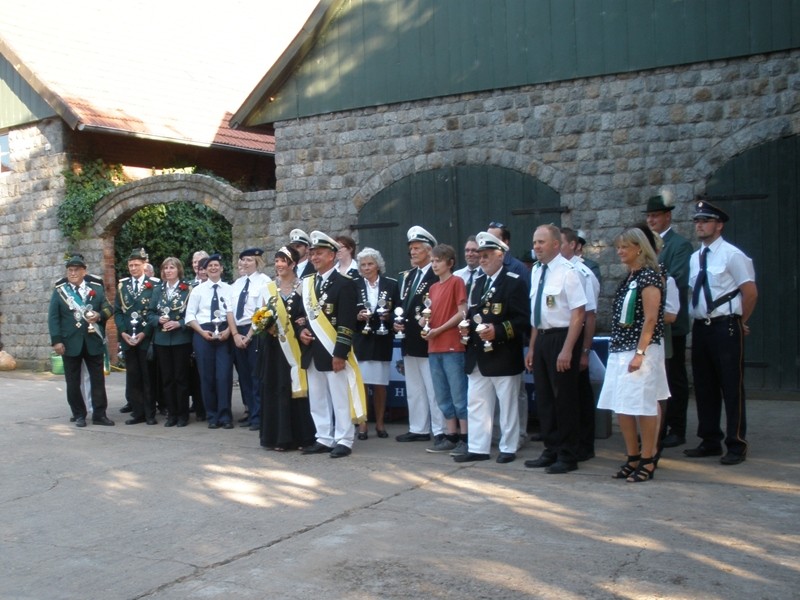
[236,278,249,320]
[133,279,139,294]
[534,264,548,328]
[467,269,476,289]
[692,248,713,309]
[210,283,219,317]
[315,275,323,298]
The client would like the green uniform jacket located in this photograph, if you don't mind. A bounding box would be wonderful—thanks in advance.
[146,281,194,346]
[48,278,112,357]
[660,228,694,337]
[114,276,158,351]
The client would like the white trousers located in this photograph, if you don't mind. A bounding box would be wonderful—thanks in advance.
[306,364,355,448]
[403,356,445,436]
[467,368,521,454]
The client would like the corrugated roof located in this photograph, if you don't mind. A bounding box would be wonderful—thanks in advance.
[0,0,319,153]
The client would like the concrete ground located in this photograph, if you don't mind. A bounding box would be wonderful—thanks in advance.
[1,369,798,600]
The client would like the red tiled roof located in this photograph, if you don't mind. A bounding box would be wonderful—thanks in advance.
[0,1,319,153]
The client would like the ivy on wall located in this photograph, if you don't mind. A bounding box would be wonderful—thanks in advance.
[58,159,127,242]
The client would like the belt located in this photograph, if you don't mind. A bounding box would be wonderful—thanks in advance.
[694,314,741,325]
[537,327,569,335]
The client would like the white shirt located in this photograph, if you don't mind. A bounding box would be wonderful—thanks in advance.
[530,254,587,329]
[230,272,272,325]
[688,236,755,319]
[185,279,234,325]
[568,255,600,312]
[665,276,679,316]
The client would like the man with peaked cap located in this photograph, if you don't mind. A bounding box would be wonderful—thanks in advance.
[455,231,530,464]
[644,191,694,448]
[48,255,115,427]
[393,226,446,444]
[685,200,757,466]
[185,253,236,429]
[115,248,159,425]
[524,224,587,474]
[289,228,316,278]
[227,247,272,430]
[297,231,365,458]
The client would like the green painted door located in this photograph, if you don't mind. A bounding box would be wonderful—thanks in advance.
[356,165,561,278]
[706,134,799,392]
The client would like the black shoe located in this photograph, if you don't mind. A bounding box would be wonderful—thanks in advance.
[69,416,77,422]
[120,404,133,413]
[302,442,333,455]
[357,431,368,440]
[577,451,595,462]
[684,444,722,458]
[146,418,158,425]
[207,422,220,429]
[239,421,251,428]
[546,461,577,474]
[92,416,115,426]
[222,422,234,429]
[720,452,746,465]
[249,423,260,431]
[453,452,490,463]
[529,432,543,442]
[176,418,189,427]
[237,414,250,423]
[125,417,146,425]
[165,417,178,427]
[75,416,87,428]
[524,454,556,468]
[330,444,352,458]
[662,433,686,448]
[395,431,431,442]
[496,452,516,464]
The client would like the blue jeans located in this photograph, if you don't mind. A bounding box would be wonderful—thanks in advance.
[428,352,468,421]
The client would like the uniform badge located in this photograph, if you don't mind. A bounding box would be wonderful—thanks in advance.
[546,295,555,308]
[491,303,503,315]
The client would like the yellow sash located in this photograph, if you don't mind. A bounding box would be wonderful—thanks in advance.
[302,276,367,423]
[267,281,308,398]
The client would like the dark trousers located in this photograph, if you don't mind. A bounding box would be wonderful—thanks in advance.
[192,333,233,425]
[63,344,108,418]
[125,344,154,420]
[664,333,689,437]
[189,353,205,419]
[532,330,582,464]
[157,343,192,420]
[577,367,595,455]
[232,324,261,426]
[691,317,747,456]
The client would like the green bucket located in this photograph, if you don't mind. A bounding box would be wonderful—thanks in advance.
[50,353,64,375]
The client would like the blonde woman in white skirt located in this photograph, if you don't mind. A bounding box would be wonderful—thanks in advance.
[597,228,670,482]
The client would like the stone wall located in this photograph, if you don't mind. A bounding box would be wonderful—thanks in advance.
[273,50,800,326]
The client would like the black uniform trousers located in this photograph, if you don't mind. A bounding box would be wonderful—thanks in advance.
[691,316,747,456]
[664,333,689,437]
[125,344,154,420]
[532,328,583,464]
[62,342,108,419]
[157,343,192,420]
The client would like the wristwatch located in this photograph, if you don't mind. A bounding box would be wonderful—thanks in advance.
[635,349,646,356]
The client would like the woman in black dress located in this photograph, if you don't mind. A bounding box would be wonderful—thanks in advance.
[258,246,316,451]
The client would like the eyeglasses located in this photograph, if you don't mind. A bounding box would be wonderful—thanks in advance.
[488,221,505,229]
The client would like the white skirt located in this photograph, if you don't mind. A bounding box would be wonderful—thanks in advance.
[359,360,390,386]
[597,344,670,417]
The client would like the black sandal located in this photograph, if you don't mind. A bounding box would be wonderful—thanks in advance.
[627,457,656,483]
[357,431,368,441]
[376,429,389,438]
[612,454,641,479]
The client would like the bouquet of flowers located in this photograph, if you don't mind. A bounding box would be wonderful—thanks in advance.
[251,298,278,336]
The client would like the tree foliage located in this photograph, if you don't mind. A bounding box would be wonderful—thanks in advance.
[114,202,233,281]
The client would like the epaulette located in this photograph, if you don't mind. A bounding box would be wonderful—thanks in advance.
[341,272,353,279]
[119,277,131,282]
[383,276,399,283]
[148,276,161,282]
[506,272,520,279]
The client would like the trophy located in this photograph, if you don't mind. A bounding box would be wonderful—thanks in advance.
[393,307,405,339]
[362,301,373,335]
[83,304,97,333]
[376,298,389,335]
[211,309,224,339]
[473,314,493,352]
[459,311,470,345]
[130,311,140,338]
[421,297,432,337]
[160,306,171,332]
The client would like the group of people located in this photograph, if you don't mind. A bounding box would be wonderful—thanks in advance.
[48,193,757,479]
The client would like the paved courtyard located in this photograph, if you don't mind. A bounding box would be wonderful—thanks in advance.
[1,370,798,599]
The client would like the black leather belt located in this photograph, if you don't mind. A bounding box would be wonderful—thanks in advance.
[537,327,569,335]
[695,315,740,325]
